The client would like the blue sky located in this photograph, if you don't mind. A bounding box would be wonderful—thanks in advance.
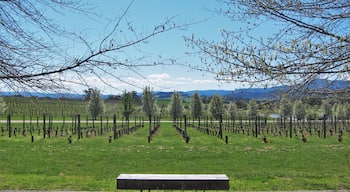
[53,0,263,94]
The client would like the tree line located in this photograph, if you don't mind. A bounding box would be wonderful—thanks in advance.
[2,87,350,124]
[86,87,350,124]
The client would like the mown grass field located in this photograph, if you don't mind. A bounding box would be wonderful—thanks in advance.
[0,122,349,191]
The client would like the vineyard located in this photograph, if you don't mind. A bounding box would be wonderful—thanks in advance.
[1,96,349,143]
[3,96,118,118]
[0,96,349,191]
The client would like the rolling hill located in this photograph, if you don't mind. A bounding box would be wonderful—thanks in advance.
[1,79,349,100]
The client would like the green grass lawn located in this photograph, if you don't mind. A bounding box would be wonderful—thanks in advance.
[0,122,349,191]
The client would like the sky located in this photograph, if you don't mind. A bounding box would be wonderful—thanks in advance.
[49,0,267,94]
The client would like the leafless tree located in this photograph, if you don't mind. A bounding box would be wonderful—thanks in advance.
[0,0,188,92]
[185,0,350,94]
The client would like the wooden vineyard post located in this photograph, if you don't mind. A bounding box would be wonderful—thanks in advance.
[113,114,117,140]
[127,116,130,134]
[22,115,25,133]
[206,116,209,130]
[43,114,46,139]
[334,115,337,134]
[141,116,143,128]
[183,115,190,143]
[158,115,161,128]
[49,115,52,138]
[184,115,188,143]
[72,115,76,135]
[134,116,137,128]
[323,114,327,139]
[179,116,182,128]
[198,116,201,127]
[100,115,103,135]
[153,115,156,130]
[30,114,32,129]
[37,116,39,136]
[7,114,11,138]
[92,117,95,135]
[121,117,124,130]
[48,115,51,138]
[62,116,66,136]
[289,116,293,138]
[106,116,109,132]
[255,116,258,138]
[77,114,81,140]
[148,115,152,143]
[219,115,223,139]
[240,117,243,135]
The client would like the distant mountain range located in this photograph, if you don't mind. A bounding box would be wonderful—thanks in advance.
[1,79,350,100]
[154,86,288,100]
[156,79,350,100]
[0,91,84,99]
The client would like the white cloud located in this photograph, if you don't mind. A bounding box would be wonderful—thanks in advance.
[192,79,217,84]
[177,77,191,81]
[81,75,227,94]
[7,71,235,95]
[147,73,170,80]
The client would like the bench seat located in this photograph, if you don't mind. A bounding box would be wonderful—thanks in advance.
[117,174,229,190]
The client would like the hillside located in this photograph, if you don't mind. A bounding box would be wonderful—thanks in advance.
[1,79,349,100]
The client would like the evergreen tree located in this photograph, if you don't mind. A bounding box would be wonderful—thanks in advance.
[142,86,156,119]
[209,94,224,120]
[293,100,306,121]
[344,103,350,120]
[321,99,332,118]
[227,101,237,120]
[334,103,342,119]
[247,99,258,118]
[121,91,134,122]
[279,94,292,118]
[190,92,203,120]
[87,88,105,120]
[169,91,183,121]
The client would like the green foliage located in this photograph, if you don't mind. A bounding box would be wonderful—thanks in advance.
[334,102,350,120]
[293,100,306,121]
[0,97,7,115]
[227,101,237,119]
[87,88,105,119]
[279,94,292,118]
[306,105,319,120]
[120,91,134,121]
[321,99,332,118]
[247,99,258,117]
[209,94,224,119]
[190,92,202,119]
[168,91,183,121]
[142,86,156,119]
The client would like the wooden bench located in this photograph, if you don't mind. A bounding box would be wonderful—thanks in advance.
[116,174,229,191]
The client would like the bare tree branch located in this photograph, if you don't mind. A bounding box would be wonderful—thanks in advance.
[0,0,191,93]
[185,0,350,94]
